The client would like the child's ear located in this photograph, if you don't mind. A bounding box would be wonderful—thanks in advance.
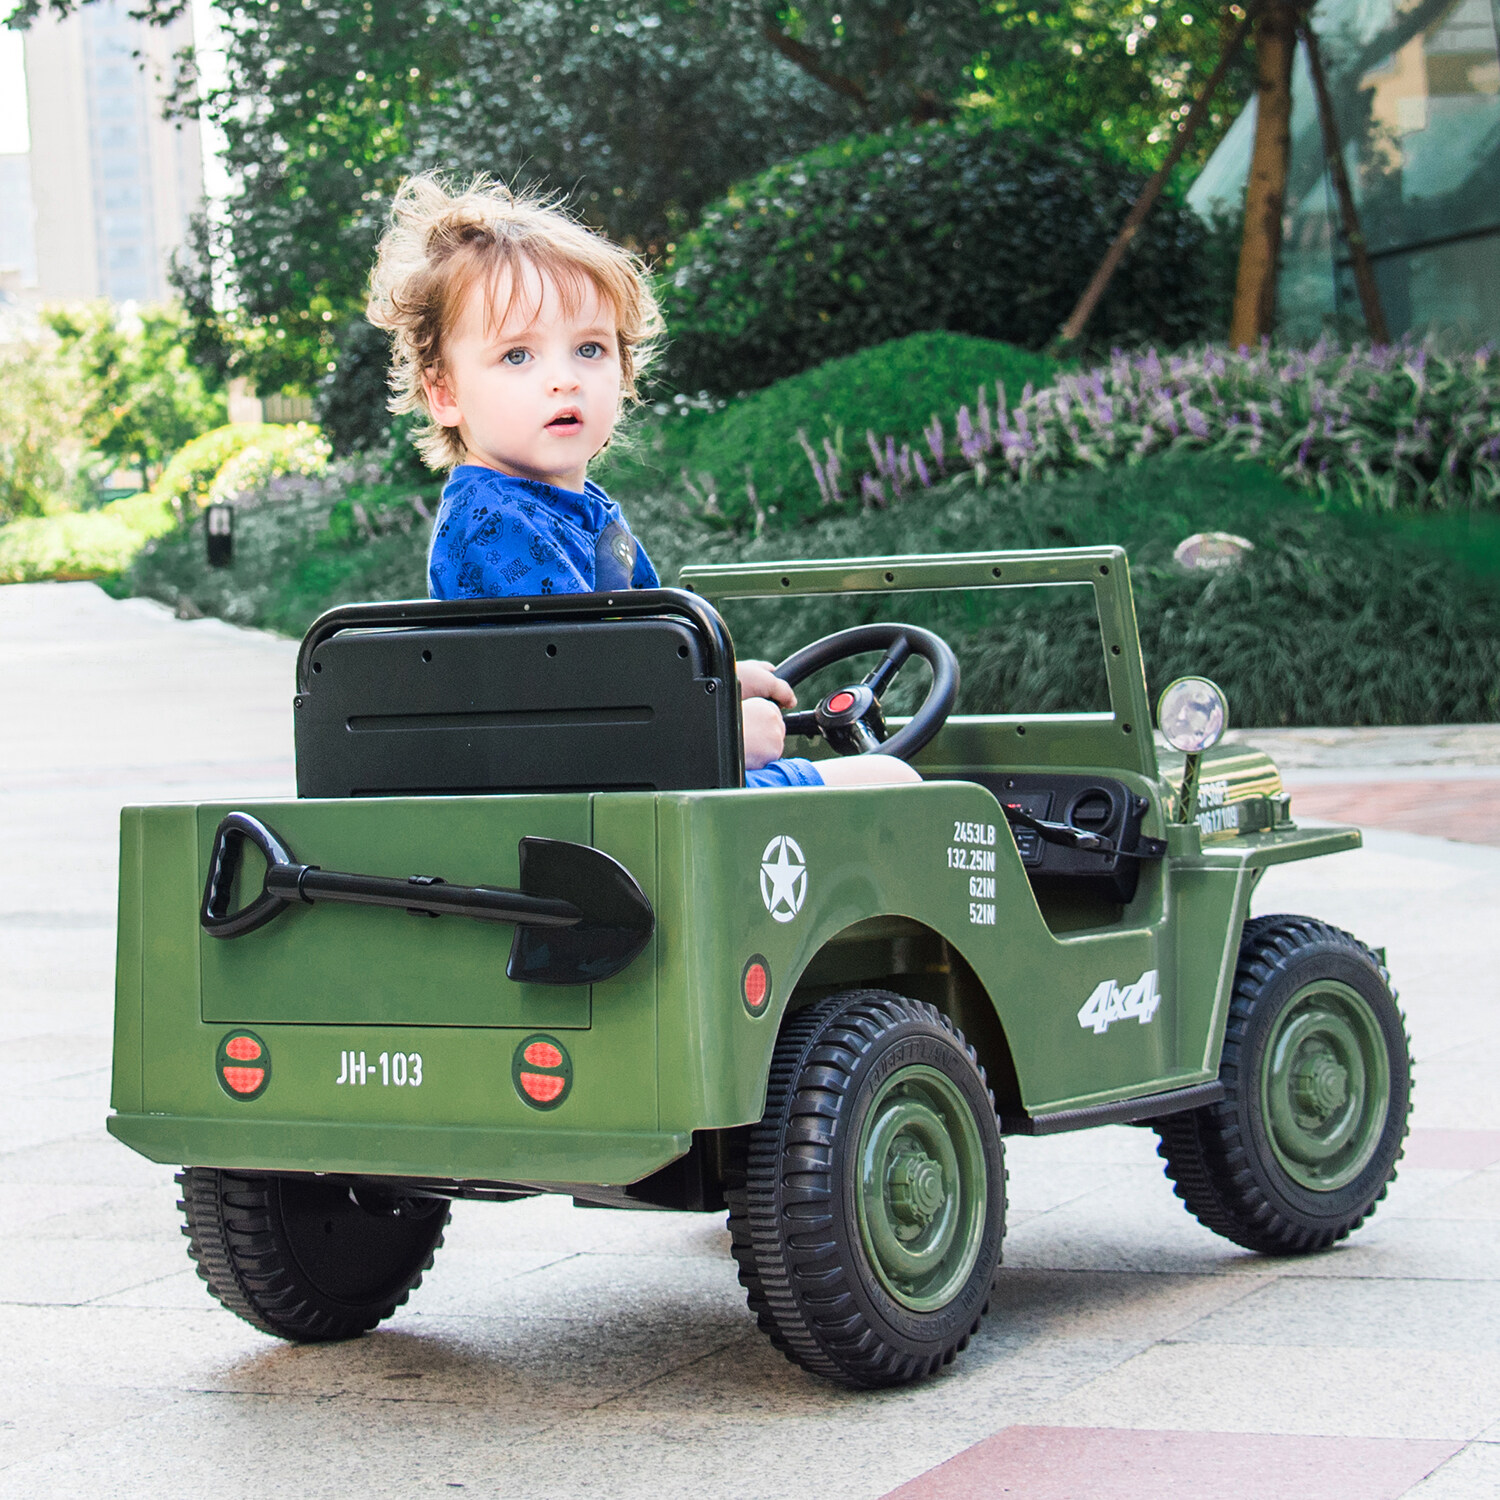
[422,368,463,427]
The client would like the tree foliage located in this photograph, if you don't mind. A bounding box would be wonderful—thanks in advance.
[661,121,1224,394]
[8,0,1254,395]
[0,334,92,521]
[44,303,226,485]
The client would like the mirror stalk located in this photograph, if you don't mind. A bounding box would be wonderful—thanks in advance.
[1176,751,1203,825]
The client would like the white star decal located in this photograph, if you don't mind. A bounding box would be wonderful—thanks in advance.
[760,835,808,923]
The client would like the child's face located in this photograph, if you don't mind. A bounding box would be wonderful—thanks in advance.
[423,259,622,492]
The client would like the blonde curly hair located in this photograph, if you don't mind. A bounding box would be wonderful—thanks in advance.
[366,174,663,470]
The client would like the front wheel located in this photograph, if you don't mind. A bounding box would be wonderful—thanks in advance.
[727,991,1005,1387]
[178,1168,449,1341]
[1155,916,1411,1255]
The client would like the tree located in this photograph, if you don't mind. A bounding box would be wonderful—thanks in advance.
[0,335,92,520]
[44,303,227,486]
[11,0,1255,390]
[1228,0,1298,347]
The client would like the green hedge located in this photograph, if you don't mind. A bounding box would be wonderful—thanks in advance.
[0,489,177,583]
[123,450,1500,725]
[637,456,1500,727]
[599,332,1059,529]
[659,121,1221,396]
[126,463,437,633]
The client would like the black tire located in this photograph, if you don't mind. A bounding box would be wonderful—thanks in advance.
[1155,915,1411,1255]
[177,1168,449,1341]
[727,990,1006,1387]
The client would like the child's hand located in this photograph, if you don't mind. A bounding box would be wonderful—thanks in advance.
[736,659,796,710]
[741,696,788,771]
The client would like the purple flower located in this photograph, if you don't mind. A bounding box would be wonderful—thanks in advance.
[796,429,833,507]
[925,417,946,473]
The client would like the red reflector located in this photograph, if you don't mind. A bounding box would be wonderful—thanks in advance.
[222,1066,265,1095]
[225,1036,261,1062]
[523,1041,563,1069]
[827,691,855,714]
[744,963,768,1009]
[520,1071,566,1103]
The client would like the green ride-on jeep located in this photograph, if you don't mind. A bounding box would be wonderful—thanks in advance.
[108,546,1411,1388]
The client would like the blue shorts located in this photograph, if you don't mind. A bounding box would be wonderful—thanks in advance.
[745,757,824,789]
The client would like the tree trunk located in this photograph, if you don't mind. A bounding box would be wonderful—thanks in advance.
[1228,0,1299,348]
[1057,12,1252,349]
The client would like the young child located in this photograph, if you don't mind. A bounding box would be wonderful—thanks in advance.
[366,174,918,789]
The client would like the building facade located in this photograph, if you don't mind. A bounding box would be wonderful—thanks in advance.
[23,0,203,303]
[1190,0,1500,343]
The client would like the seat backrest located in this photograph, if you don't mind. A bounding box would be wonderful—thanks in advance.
[293,591,744,797]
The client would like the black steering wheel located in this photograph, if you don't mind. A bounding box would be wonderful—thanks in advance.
[773,623,960,761]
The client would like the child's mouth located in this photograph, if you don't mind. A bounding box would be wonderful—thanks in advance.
[546,410,582,431]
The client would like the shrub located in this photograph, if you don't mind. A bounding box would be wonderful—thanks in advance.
[638,456,1500,727]
[127,457,438,633]
[0,334,94,520]
[207,423,332,505]
[125,447,1500,726]
[152,424,267,515]
[658,120,1220,396]
[839,339,1500,515]
[598,332,1058,529]
[0,482,183,584]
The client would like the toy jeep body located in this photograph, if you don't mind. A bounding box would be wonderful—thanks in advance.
[109,548,1411,1387]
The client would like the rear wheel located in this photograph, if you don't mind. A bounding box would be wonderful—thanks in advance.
[727,990,1005,1387]
[178,1168,449,1341]
[1155,916,1411,1254]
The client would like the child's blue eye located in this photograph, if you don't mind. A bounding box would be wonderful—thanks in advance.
[578,342,605,359]
[502,348,530,366]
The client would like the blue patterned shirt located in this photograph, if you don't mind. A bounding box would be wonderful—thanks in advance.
[428,466,659,598]
[427,465,821,789]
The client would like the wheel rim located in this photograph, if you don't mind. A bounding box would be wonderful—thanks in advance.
[855,1064,988,1312]
[1260,979,1391,1192]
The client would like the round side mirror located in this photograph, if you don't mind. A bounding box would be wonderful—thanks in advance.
[1157,676,1229,754]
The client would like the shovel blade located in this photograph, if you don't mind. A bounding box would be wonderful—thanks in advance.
[506,837,654,986]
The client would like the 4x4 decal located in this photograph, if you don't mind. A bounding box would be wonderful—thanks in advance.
[1078,969,1161,1035]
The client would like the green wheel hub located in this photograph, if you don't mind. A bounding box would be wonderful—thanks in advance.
[855,1064,988,1312]
[1261,979,1391,1192]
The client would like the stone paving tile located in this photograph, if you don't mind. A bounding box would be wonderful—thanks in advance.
[1222,724,1500,771]
[1036,1343,1500,1440]
[0,1237,193,1306]
[1165,1277,1500,1351]
[0,1391,550,1500]
[888,1428,1464,1500]
[5,585,1499,1498]
[883,1427,1464,1500]
[1288,779,1500,846]
[1402,1442,1500,1500]
[1402,1129,1500,1171]
[0,1384,181,1475]
[1384,1166,1500,1222]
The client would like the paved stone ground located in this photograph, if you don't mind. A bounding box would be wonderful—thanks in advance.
[2,582,1497,1499]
